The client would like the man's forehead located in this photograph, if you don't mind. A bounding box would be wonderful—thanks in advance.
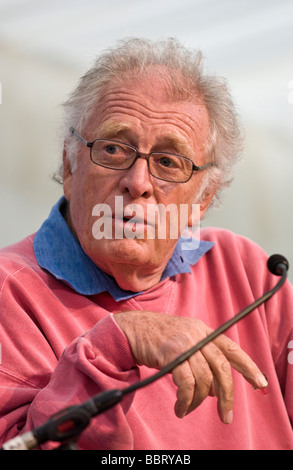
[86,71,209,157]
[97,64,203,106]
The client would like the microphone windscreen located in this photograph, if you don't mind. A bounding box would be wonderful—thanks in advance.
[267,254,289,276]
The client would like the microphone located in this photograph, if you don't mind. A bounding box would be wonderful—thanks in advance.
[267,254,289,276]
[1,254,289,450]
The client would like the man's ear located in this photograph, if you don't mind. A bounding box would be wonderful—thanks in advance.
[199,188,217,219]
[62,144,73,201]
[187,187,217,228]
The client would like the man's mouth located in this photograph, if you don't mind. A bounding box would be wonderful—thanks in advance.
[113,211,155,228]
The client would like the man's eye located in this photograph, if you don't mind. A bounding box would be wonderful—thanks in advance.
[159,156,178,168]
[105,144,118,155]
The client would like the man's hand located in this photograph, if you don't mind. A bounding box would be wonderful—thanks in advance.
[114,311,268,424]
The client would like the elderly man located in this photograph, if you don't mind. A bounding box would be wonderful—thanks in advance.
[0,38,292,450]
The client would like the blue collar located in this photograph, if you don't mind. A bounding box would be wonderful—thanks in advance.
[33,197,214,301]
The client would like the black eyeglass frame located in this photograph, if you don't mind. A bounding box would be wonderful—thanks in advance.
[69,127,215,183]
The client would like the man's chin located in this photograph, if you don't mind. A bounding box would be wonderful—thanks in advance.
[88,238,172,277]
[95,237,154,265]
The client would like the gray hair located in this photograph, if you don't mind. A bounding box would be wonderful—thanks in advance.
[55,37,243,205]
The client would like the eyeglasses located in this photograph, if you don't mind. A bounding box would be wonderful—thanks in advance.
[70,127,215,183]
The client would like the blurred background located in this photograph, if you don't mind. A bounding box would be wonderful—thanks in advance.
[0,0,292,281]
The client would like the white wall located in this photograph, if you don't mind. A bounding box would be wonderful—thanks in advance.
[0,0,292,281]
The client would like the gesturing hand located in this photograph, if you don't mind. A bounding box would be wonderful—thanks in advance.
[114,311,268,424]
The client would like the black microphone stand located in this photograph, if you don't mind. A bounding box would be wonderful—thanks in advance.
[1,255,289,450]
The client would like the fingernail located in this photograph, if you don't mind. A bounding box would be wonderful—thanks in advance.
[257,373,268,388]
[175,403,186,419]
[224,410,233,424]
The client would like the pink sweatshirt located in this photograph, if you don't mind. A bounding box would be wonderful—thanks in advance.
[0,227,292,450]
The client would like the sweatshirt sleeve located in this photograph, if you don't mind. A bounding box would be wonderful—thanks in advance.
[0,265,139,450]
[29,315,140,450]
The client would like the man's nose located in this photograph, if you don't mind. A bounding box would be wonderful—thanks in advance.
[118,157,154,199]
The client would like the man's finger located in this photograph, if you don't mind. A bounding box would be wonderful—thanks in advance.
[213,335,268,389]
[172,351,213,418]
[201,342,234,424]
